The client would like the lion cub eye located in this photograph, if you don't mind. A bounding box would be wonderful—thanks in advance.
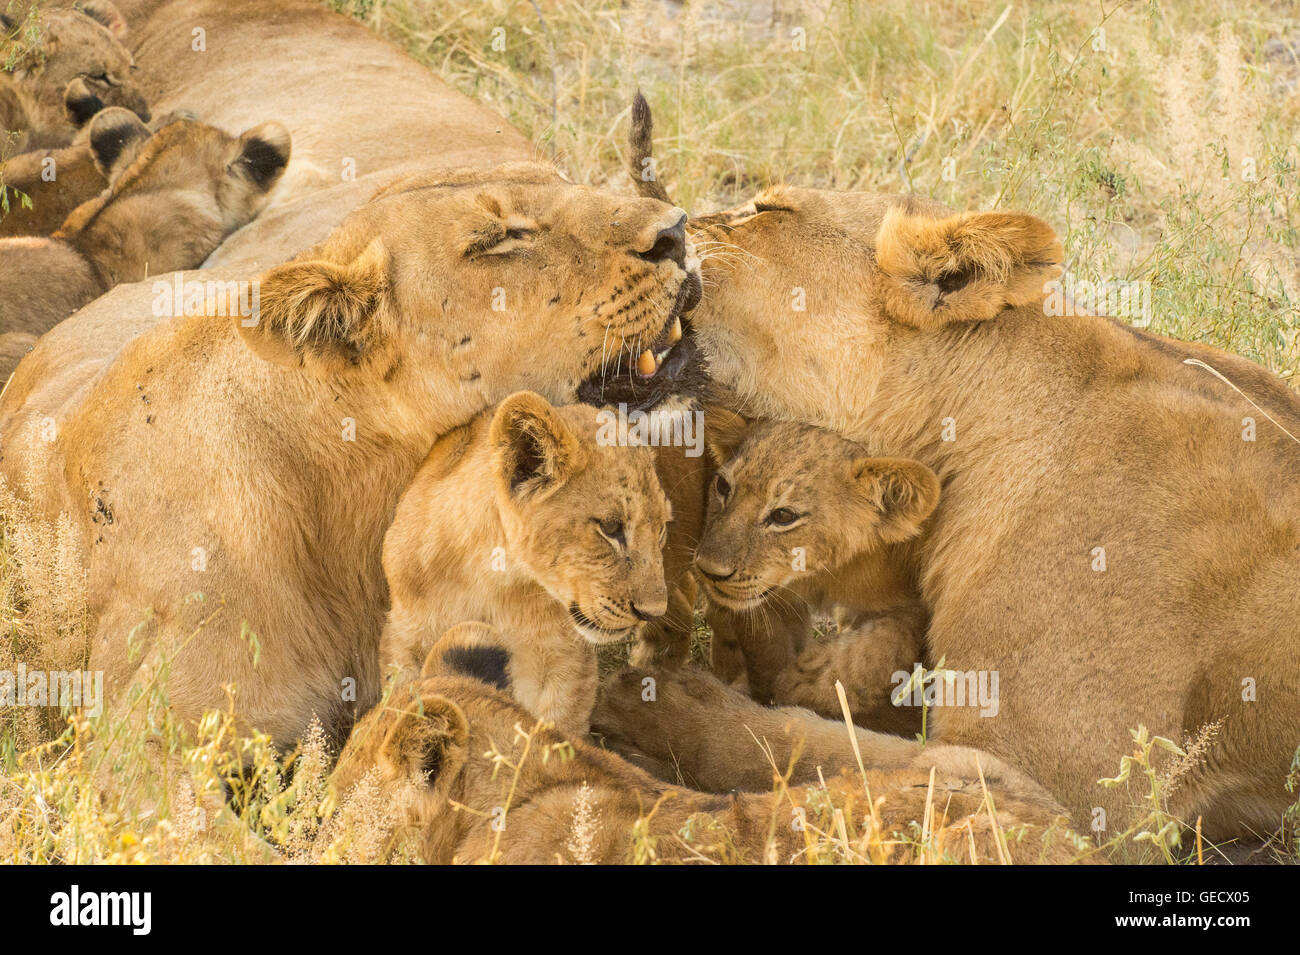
[595,517,626,546]
[765,507,800,528]
[714,474,731,501]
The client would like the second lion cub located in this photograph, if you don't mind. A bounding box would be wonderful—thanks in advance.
[697,416,940,733]
[380,391,699,735]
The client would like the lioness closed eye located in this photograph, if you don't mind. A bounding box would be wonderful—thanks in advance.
[697,415,938,733]
[380,391,695,735]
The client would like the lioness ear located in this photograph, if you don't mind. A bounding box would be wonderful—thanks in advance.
[87,107,150,179]
[74,0,128,37]
[243,238,390,371]
[874,208,1062,329]
[64,78,104,130]
[421,622,513,693]
[851,457,940,544]
[490,391,585,501]
[229,121,291,191]
[379,692,470,795]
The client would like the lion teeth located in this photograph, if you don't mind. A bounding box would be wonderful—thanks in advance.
[668,317,682,343]
[637,349,658,377]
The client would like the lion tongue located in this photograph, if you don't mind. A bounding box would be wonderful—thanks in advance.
[637,349,658,378]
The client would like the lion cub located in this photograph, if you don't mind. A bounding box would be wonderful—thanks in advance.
[380,391,688,736]
[0,109,290,376]
[696,417,939,734]
[329,623,1090,864]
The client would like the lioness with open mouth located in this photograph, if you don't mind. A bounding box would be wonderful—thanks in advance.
[0,162,702,746]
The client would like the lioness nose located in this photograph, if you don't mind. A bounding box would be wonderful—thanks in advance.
[638,215,687,269]
[695,557,735,582]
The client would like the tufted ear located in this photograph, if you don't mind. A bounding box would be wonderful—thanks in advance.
[849,456,940,545]
[703,405,753,466]
[874,208,1062,330]
[421,622,513,693]
[242,238,390,372]
[74,0,128,37]
[87,107,150,179]
[490,391,586,502]
[377,690,470,795]
[229,120,291,192]
[63,77,104,129]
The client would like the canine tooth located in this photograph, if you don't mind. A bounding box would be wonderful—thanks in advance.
[637,349,658,377]
[668,317,682,343]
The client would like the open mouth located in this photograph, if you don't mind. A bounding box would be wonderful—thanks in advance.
[568,604,641,644]
[575,271,705,414]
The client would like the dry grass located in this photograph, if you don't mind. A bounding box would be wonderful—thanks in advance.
[2,0,1299,862]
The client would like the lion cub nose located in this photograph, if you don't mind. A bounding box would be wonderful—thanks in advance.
[637,214,687,269]
[631,599,666,621]
[695,557,735,582]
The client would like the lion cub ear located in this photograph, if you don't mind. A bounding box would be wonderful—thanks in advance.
[229,121,291,192]
[703,405,753,466]
[850,457,940,544]
[87,107,150,180]
[874,208,1062,329]
[242,238,390,373]
[490,391,585,502]
[64,77,104,130]
[379,691,470,795]
[421,622,513,694]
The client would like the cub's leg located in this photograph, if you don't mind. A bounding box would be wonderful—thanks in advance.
[592,665,1057,809]
[706,598,809,704]
[773,607,926,737]
[629,577,696,668]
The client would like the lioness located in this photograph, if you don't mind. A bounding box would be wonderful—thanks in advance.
[0,1,150,150]
[108,0,538,270]
[626,98,1300,840]
[698,415,939,735]
[381,391,703,735]
[0,109,290,375]
[0,162,702,746]
[328,623,1093,864]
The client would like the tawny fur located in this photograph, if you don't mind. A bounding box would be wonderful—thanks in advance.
[696,416,937,733]
[0,109,289,378]
[1,1,149,150]
[101,0,540,270]
[682,182,1300,841]
[380,393,708,736]
[329,628,1095,864]
[0,161,699,746]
